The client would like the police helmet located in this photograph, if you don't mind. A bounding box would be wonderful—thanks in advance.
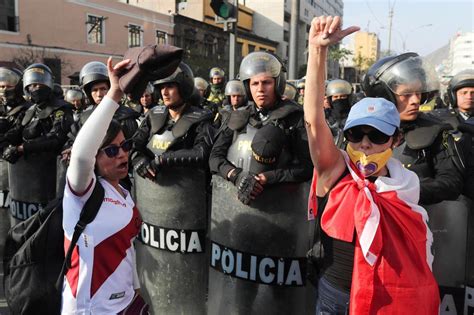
[23,63,54,97]
[195,77,209,90]
[53,83,64,99]
[79,61,109,101]
[225,80,245,96]
[209,67,225,79]
[0,67,23,100]
[283,82,297,101]
[65,88,84,103]
[153,62,195,101]
[362,52,439,105]
[239,51,286,101]
[447,69,474,107]
[143,82,154,96]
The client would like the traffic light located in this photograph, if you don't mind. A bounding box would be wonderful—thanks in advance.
[210,0,234,19]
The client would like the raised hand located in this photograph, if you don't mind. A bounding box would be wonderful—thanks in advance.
[308,16,360,48]
[106,57,131,103]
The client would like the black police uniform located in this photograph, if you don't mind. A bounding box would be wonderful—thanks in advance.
[209,99,312,185]
[393,112,467,205]
[132,104,214,169]
[0,97,31,152]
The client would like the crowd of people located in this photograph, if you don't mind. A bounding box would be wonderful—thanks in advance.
[0,14,472,315]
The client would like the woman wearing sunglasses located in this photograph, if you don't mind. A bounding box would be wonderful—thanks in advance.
[62,57,147,314]
[304,16,439,314]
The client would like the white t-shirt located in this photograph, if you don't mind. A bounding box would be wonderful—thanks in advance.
[61,177,141,315]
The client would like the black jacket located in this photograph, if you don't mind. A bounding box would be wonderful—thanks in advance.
[132,104,214,169]
[209,99,312,185]
[393,112,467,205]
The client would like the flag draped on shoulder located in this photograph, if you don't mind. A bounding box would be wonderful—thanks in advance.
[309,151,439,314]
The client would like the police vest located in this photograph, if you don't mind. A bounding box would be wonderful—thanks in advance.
[393,113,461,175]
[21,99,69,140]
[226,102,301,172]
[146,105,212,156]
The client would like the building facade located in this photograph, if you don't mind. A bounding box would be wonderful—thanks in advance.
[353,31,380,71]
[125,0,278,79]
[0,0,173,84]
[241,0,343,79]
[448,31,474,76]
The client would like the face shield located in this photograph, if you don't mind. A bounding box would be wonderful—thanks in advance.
[326,79,352,97]
[194,77,209,91]
[380,55,439,96]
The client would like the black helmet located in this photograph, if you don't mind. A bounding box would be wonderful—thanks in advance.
[362,52,439,105]
[0,67,23,104]
[239,51,286,102]
[53,83,64,99]
[153,62,195,101]
[447,69,474,107]
[23,63,54,98]
[79,61,109,102]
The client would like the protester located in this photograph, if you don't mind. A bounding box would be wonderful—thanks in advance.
[304,15,439,314]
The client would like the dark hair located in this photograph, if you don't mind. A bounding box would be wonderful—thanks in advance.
[100,119,122,149]
[95,119,123,176]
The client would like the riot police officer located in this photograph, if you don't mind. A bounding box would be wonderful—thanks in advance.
[194,76,219,115]
[78,61,139,140]
[64,88,86,121]
[207,67,226,106]
[131,62,214,314]
[362,52,466,204]
[325,79,353,148]
[0,66,30,255]
[3,63,73,223]
[296,77,305,105]
[208,51,312,314]
[214,79,248,130]
[137,83,157,119]
[363,53,472,312]
[436,69,474,200]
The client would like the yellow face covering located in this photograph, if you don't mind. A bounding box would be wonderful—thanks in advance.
[346,144,392,177]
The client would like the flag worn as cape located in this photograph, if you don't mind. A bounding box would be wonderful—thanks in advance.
[309,151,439,314]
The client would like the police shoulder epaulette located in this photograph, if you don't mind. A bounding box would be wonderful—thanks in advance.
[21,105,37,126]
[268,101,302,121]
[227,108,251,131]
[404,119,452,150]
[172,107,212,138]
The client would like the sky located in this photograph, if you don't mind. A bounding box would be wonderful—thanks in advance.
[342,0,473,56]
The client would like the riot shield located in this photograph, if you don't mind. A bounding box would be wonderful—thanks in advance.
[427,196,474,315]
[0,159,10,258]
[208,175,313,315]
[8,153,57,226]
[134,167,208,315]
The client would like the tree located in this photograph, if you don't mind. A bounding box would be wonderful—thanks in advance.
[353,53,375,83]
[328,45,353,79]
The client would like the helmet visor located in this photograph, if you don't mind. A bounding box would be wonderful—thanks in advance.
[23,67,53,89]
[380,56,439,95]
[0,68,20,87]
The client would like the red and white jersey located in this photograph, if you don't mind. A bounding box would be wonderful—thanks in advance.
[61,177,141,315]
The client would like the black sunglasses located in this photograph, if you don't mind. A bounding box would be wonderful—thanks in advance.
[344,127,392,145]
[101,139,133,158]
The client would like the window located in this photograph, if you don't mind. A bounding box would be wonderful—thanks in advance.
[0,0,19,32]
[248,44,256,53]
[128,23,143,47]
[86,15,105,44]
[204,34,216,57]
[183,28,197,52]
[156,30,167,44]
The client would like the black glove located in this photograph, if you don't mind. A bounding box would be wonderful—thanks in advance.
[134,157,157,179]
[2,145,21,164]
[237,173,259,205]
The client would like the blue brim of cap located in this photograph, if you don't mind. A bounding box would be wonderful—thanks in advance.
[343,117,396,136]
